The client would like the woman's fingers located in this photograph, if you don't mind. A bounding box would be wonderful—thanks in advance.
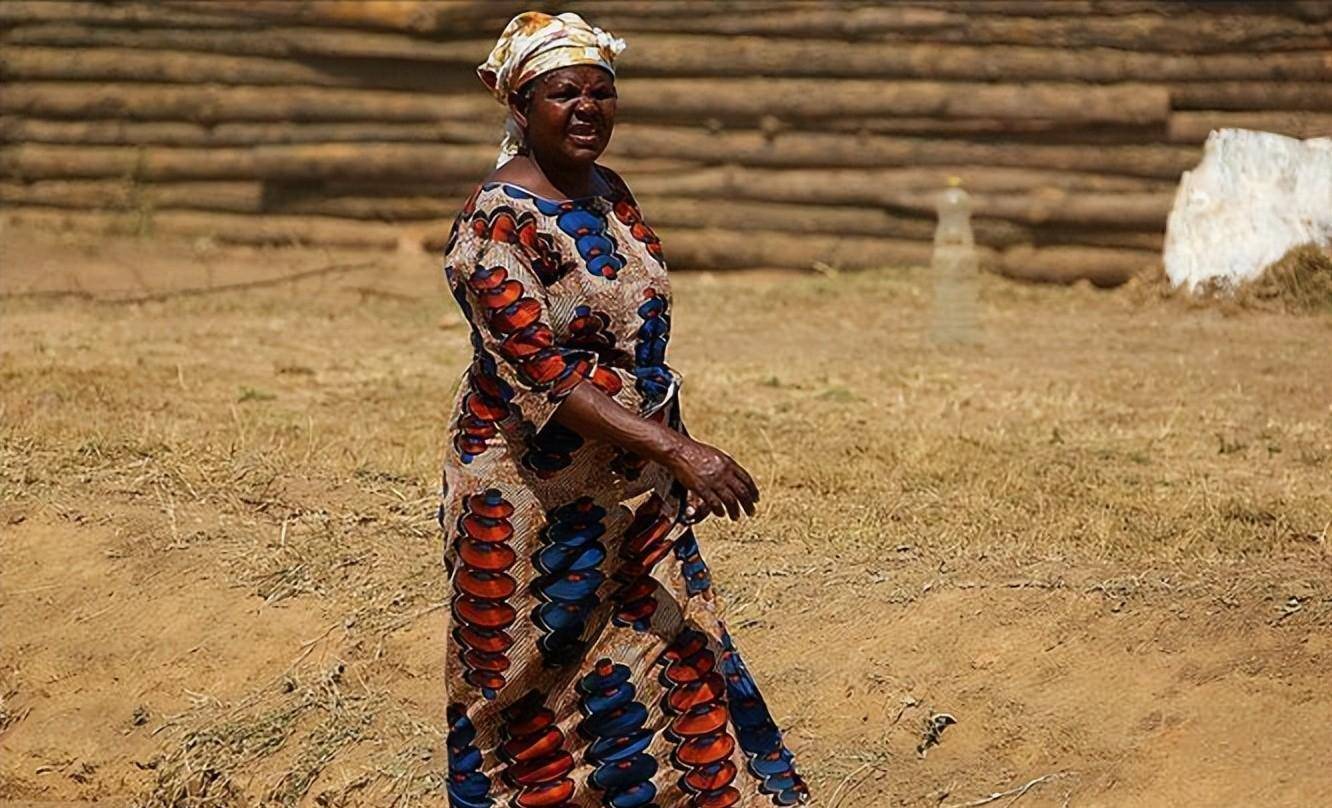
[734,464,760,503]
[720,475,754,518]
[721,489,742,521]
[717,454,759,503]
[679,448,763,522]
[695,479,739,521]
[700,490,727,519]
[736,482,757,517]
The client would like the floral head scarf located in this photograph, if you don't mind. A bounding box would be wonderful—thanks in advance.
[478,11,626,166]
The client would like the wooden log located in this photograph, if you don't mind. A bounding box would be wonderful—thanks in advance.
[1,24,492,65]
[655,226,944,271]
[0,117,499,147]
[0,44,487,93]
[165,0,1299,43]
[600,8,1332,51]
[616,79,1167,125]
[8,37,1324,88]
[0,1,254,28]
[0,117,1194,182]
[1171,82,1332,112]
[630,166,1175,241]
[1167,111,1332,143]
[3,203,942,268]
[0,76,1166,128]
[632,169,1172,235]
[626,165,1173,200]
[2,205,408,250]
[0,45,469,88]
[1035,229,1164,252]
[163,0,541,35]
[953,10,1332,51]
[0,82,498,123]
[969,191,1173,229]
[914,1,1332,21]
[636,196,1035,247]
[4,175,1155,244]
[823,117,1085,137]
[0,143,497,182]
[0,178,496,220]
[0,179,263,213]
[263,193,454,221]
[906,1,1153,15]
[826,188,1170,229]
[563,1,811,18]
[8,27,1325,86]
[587,5,966,37]
[0,143,692,183]
[823,118,1165,143]
[997,245,1158,287]
[607,125,1199,179]
[639,189,1166,237]
[622,36,1332,83]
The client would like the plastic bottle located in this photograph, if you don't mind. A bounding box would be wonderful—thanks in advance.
[930,177,980,346]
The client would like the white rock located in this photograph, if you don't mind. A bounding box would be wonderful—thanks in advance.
[1163,128,1332,292]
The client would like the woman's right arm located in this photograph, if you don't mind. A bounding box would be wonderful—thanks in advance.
[449,235,755,520]
[552,382,759,521]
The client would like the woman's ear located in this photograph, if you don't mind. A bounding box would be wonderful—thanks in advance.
[507,93,529,132]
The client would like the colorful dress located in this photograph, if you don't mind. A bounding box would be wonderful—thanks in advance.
[439,166,810,808]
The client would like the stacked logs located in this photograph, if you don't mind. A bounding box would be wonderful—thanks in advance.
[2,0,1330,284]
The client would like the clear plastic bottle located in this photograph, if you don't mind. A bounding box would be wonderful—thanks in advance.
[930,178,980,346]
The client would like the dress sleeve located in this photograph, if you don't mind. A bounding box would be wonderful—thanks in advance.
[450,238,599,433]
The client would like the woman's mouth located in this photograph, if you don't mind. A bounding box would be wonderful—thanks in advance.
[567,123,600,145]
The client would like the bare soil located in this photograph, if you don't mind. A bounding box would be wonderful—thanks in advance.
[2,227,1330,807]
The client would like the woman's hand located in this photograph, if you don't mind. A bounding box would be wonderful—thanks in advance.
[662,436,760,521]
[549,384,760,520]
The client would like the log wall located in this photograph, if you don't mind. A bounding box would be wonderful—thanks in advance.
[2,0,1330,283]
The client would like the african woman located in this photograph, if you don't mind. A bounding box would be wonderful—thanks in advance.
[439,12,810,808]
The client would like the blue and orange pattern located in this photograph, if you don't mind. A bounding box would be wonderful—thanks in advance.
[446,704,494,808]
[578,658,660,808]
[611,195,665,267]
[449,284,514,465]
[721,632,809,806]
[531,498,608,666]
[499,690,578,807]
[611,494,676,632]
[494,183,628,279]
[441,174,808,806]
[658,629,743,808]
[452,490,519,700]
[469,203,577,286]
[466,263,595,399]
[674,528,713,597]
[634,289,673,407]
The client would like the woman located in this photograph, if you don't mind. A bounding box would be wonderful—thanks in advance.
[439,12,809,808]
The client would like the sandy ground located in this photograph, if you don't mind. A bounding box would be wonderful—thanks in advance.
[2,227,1331,807]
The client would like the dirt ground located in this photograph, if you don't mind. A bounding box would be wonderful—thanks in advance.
[2,226,1330,808]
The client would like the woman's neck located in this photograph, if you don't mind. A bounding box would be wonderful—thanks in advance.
[491,154,603,200]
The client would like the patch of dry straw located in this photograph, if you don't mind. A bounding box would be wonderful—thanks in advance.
[1127,242,1332,313]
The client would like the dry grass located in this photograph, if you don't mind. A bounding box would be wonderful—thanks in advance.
[1128,242,1332,315]
[2,228,1331,806]
[1238,243,1332,313]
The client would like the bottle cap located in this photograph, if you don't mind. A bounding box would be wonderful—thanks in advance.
[946,176,963,187]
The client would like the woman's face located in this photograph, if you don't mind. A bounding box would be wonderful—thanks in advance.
[511,65,617,167]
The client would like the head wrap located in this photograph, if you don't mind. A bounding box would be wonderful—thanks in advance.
[478,12,626,166]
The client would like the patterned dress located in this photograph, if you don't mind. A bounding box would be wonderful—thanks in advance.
[439,166,810,808]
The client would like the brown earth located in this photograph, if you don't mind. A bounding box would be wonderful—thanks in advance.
[1,227,1330,808]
